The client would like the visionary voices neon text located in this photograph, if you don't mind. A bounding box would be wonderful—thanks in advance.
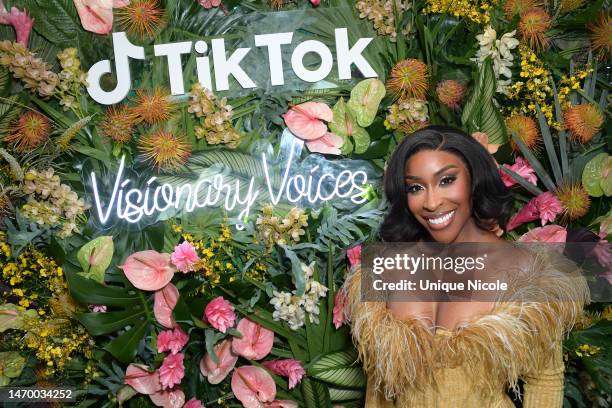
[87,29,377,105]
[89,145,369,226]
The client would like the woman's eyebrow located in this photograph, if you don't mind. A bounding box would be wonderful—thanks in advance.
[404,165,459,180]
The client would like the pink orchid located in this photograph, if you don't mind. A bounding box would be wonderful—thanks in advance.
[500,156,538,188]
[305,132,344,155]
[159,353,185,389]
[199,339,238,384]
[124,364,162,395]
[518,225,567,243]
[263,359,305,389]
[346,244,362,268]
[231,318,274,360]
[283,102,333,140]
[534,192,562,225]
[149,388,185,408]
[184,398,203,408]
[89,304,107,313]
[198,0,222,8]
[231,366,276,408]
[0,5,34,46]
[266,401,299,408]
[171,242,200,273]
[157,327,189,354]
[332,289,348,329]
[204,296,236,333]
[154,283,179,329]
[121,250,176,291]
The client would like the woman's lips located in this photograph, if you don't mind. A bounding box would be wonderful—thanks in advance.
[424,210,456,230]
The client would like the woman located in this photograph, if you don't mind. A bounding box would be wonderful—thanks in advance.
[345,126,589,407]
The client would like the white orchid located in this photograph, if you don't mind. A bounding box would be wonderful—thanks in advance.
[471,26,519,94]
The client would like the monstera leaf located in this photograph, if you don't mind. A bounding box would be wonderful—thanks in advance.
[346,78,386,127]
[67,270,154,364]
[583,153,612,197]
[330,99,370,154]
[77,236,114,283]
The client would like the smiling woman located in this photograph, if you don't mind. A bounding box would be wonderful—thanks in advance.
[380,126,513,243]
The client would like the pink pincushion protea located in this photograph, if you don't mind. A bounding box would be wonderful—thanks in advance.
[204,296,236,333]
[171,242,200,273]
[159,353,185,389]
[263,359,305,389]
[157,327,189,354]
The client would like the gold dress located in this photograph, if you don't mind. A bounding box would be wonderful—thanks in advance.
[344,250,589,408]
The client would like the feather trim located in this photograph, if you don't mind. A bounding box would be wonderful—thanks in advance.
[344,248,590,400]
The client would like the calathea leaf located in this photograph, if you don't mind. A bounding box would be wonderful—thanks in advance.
[77,236,114,283]
[347,78,386,127]
[330,99,370,154]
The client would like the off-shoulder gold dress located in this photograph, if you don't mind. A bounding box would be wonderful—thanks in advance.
[344,249,589,408]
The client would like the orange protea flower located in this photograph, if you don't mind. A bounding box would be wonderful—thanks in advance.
[503,0,539,20]
[387,59,429,100]
[398,121,429,135]
[100,105,136,143]
[588,14,612,57]
[556,183,590,221]
[131,88,175,125]
[116,0,165,39]
[563,103,604,143]
[139,130,191,171]
[506,115,541,152]
[4,111,50,151]
[436,80,465,110]
[519,8,551,50]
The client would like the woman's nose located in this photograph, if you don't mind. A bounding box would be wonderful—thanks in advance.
[423,187,442,212]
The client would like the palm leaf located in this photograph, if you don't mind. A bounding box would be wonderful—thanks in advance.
[551,80,570,179]
[510,131,557,192]
[500,165,543,196]
[536,104,562,185]
[0,95,23,137]
[315,205,384,248]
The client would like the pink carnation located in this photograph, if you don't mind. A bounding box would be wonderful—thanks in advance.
[500,156,538,188]
[204,296,236,333]
[157,327,189,355]
[159,353,185,390]
[332,289,348,329]
[184,398,203,408]
[263,359,305,389]
[171,242,200,273]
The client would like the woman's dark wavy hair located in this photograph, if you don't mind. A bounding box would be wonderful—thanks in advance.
[379,125,513,242]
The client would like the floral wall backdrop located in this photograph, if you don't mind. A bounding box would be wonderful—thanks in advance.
[0,0,610,407]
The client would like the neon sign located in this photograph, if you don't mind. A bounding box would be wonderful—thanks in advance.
[87,29,377,105]
[89,132,371,228]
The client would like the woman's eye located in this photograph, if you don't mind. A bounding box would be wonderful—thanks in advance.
[440,175,456,186]
[405,184,423,194]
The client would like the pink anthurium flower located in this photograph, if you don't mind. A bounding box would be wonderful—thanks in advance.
[231,318,274,360]
[200,339,238,384]
[518,225,567,243]
[149,387,185,408]
[121,250,176,291]
[0,5,34,46]
[231,366,276,408]
[124,364,162,395]
[305,132,344,155]
[283,102,333,140]
[154,283,179,329]
[73,0,113,34]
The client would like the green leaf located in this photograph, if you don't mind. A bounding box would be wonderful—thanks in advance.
[346,79,386,127]
[0,352,26,378]
[536,104,562,185]
[510,131,557,193]
[104,319,149,364]
[301,378,331,408]
[280,246,306,297]
[582,153,612,197]
[0,304,37,333]
[308,350,365,388]
[329,387,364,402]
[77,236,114,283]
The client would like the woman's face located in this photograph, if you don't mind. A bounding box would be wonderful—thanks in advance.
[404,149,474,243]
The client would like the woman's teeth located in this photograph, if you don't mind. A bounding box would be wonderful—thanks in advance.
[427,210,455,226]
